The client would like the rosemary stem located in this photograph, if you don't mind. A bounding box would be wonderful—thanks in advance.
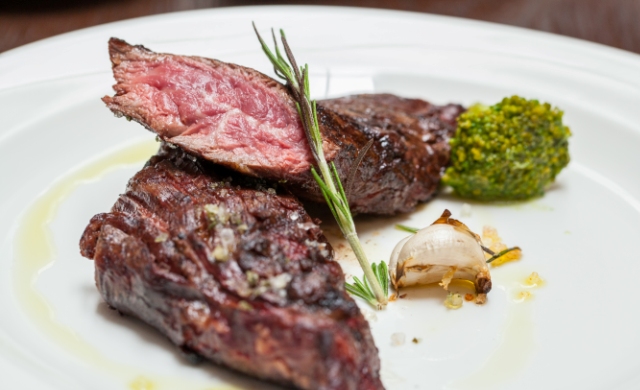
[252,23,388,308]
[362,294,380,308]
[317,155,386,308]
[316,153,339,206]
[345,232,388,309]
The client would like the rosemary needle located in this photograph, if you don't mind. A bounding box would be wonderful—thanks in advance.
[253,23,388,309]
[395,224,419,234]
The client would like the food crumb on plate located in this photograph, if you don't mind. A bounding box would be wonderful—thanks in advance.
[391,332,406,346]
[515,290,533,302]
[362,309,378,323]
[444,292,463,309]
[524,272,544,287]
[482,225,522,266]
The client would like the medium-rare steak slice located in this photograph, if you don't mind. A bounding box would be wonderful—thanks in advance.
[103,38,464,215]
[79,144,383,390]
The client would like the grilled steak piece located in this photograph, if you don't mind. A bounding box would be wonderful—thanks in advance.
[316,94,463,215]
[79,144,383,390]
[103,38,464,215]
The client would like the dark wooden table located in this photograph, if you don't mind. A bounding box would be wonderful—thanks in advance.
[2,0,640,55]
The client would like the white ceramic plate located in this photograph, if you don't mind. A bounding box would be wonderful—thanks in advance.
[2,6,640,390]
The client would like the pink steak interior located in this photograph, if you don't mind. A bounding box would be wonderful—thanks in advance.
[111,50,313,176]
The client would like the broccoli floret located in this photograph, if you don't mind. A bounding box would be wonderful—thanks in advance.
[442,96,571,201]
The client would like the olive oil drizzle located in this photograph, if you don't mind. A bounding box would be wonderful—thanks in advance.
[13,138,243,389]
[449,272,544,389]
[13,140,158,382]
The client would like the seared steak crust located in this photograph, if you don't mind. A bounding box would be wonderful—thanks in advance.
[79,145,383,390]
[311,94,463,215]
[103,38,463,215]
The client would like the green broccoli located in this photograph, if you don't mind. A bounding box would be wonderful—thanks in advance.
[442,96,571,201]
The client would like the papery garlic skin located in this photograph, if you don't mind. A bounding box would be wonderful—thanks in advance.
[388,235,411,283]
[389,209,492,304]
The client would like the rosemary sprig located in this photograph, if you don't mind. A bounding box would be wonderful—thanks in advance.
[253,23,388,309]
[345,262,389,308]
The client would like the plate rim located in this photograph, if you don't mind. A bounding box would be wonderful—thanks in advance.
[1,5,640,92]
[2,5,640,390]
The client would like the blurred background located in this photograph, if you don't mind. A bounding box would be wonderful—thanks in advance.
[1,0,640,54]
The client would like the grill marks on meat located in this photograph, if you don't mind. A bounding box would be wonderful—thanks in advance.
[103,38,464,215]
[79,145,383,390]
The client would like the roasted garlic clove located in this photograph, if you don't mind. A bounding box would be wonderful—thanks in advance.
[389,209,491,304]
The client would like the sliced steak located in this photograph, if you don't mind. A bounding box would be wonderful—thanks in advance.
[79,144,383,390]
[103,38,464,214]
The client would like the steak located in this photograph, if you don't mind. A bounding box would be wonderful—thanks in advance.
[79,144,383,390]
[103,38,464,215]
